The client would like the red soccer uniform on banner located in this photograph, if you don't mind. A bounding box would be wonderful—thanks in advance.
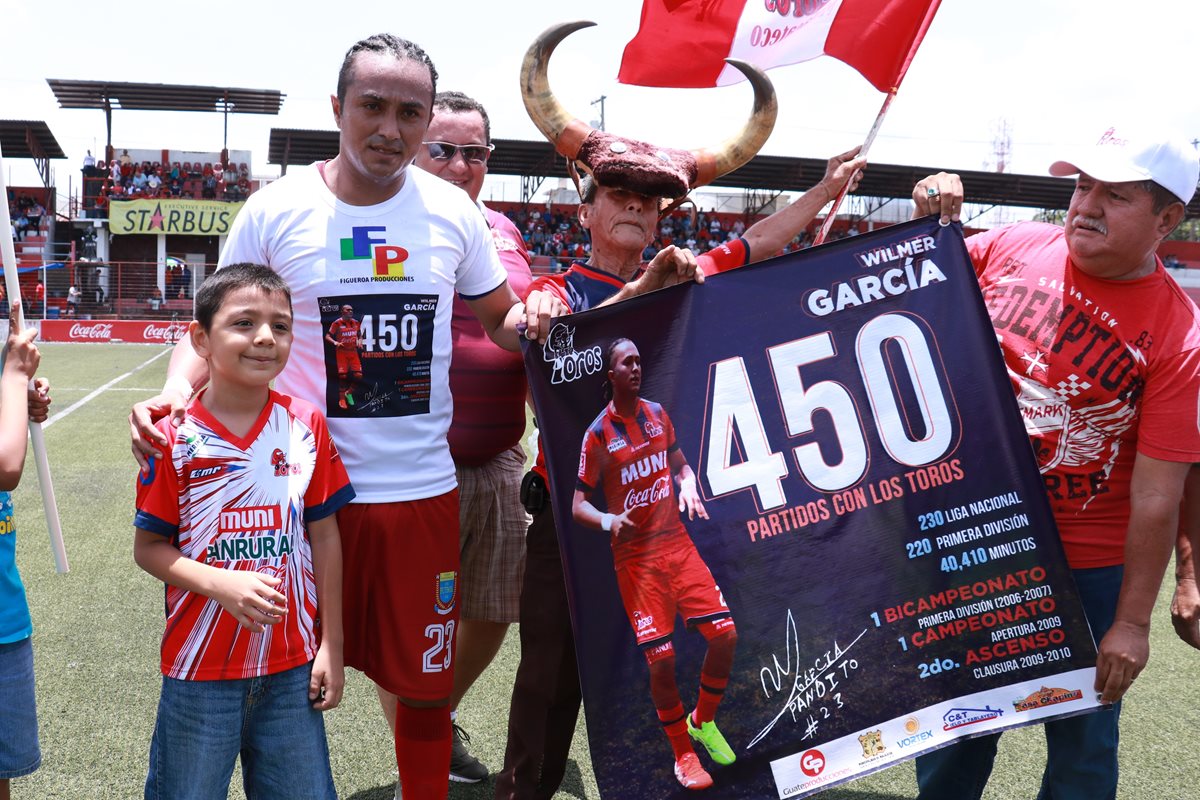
[578,398,690,566]
[328,316,363,375]
[135,391,354,680]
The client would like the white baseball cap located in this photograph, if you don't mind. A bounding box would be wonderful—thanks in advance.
[1049,126,1199,205]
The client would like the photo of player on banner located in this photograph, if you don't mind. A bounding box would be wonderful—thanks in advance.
[573,337,738,790]
[524,217,1105,799]
[318,294,438,418]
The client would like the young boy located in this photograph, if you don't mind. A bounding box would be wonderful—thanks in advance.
[0,302,50,800]
[134,264,354,800]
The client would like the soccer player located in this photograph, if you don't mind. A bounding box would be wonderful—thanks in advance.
[129,35,565,800]
[134,264,354,799]
[573,337,736,791]
[324,303,363,410]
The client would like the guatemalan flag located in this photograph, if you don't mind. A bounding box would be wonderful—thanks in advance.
[618,0,941,91]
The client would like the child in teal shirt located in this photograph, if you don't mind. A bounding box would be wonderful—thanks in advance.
[0,302,51,798]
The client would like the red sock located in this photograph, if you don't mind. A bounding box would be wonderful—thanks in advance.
[657,701,693,761]
[394,702,451,800]
[693,670,729,725]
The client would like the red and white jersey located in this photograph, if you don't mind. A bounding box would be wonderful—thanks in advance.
[328,317,361,347]
[135,391,355,680]
[577,398,688,566]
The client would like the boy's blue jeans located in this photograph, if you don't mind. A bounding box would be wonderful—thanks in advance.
[145,660,336,800]
[915,565,1124,800]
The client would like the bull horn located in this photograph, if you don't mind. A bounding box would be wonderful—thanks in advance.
[520,20,597,160]
[692,59,778,188]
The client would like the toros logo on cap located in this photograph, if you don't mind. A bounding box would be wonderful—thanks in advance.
[799,748,825,777]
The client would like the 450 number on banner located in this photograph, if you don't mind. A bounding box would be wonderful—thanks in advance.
[700,312,960,511]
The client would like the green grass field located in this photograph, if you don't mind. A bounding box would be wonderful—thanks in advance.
[10,342,1200,799]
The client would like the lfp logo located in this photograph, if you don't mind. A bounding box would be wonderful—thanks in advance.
[340,225,410,278]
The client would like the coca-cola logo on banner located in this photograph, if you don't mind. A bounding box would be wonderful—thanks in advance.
[142,323,188,341]
[41,320,188,344]
[68,323,114,340]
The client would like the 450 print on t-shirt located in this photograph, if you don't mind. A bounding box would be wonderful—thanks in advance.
[319,294,436,418]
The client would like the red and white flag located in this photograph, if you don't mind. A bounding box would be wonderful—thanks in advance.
[619,0,941,92]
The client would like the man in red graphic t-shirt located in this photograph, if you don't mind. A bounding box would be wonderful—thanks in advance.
[573,337,736,791]
[324,304,362,410]
[912,125,1200,800]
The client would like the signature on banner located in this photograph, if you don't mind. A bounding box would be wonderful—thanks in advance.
[751,611,866,748]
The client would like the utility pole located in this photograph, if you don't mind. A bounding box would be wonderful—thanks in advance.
[591,95,607,131]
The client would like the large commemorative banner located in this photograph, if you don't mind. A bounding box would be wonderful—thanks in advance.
[523,218,1104,799]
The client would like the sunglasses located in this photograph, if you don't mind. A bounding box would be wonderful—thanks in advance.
[423,141,495,164]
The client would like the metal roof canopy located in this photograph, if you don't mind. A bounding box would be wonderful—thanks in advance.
[266,130,1200,218]
[0,120,66,189]
[47,79,285,155]
[268,129,339,175]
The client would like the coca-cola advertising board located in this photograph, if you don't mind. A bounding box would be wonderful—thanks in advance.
[40,320,188,344]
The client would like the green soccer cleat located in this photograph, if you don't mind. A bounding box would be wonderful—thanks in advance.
[687,715,736,766]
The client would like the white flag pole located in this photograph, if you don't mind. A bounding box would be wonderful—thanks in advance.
[0,141,69,574]
[812,90,895,247]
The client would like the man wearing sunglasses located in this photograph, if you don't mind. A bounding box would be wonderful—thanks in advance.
[412,91,532,786]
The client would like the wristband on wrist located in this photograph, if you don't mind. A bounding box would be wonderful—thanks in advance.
[601,513,615,532]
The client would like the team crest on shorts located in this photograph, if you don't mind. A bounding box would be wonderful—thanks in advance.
[435,571,458,615]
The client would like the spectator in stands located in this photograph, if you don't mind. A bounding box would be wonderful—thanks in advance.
[146,171,162,197]
[181,264,193,299]
[66,285,80,318]
[12,214,28,242]
[93,268,105,307]
[83,150,95,169]
[110,159,122,186]
[82,229,97,259]
[147,286,164,313]
[222,162,237,186]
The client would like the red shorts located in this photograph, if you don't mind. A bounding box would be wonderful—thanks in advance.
[336,349,362,375]
[614,535,730,648]
[339,491,460,701]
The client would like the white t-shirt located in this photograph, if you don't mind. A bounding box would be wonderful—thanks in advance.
[219,163,507,502]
